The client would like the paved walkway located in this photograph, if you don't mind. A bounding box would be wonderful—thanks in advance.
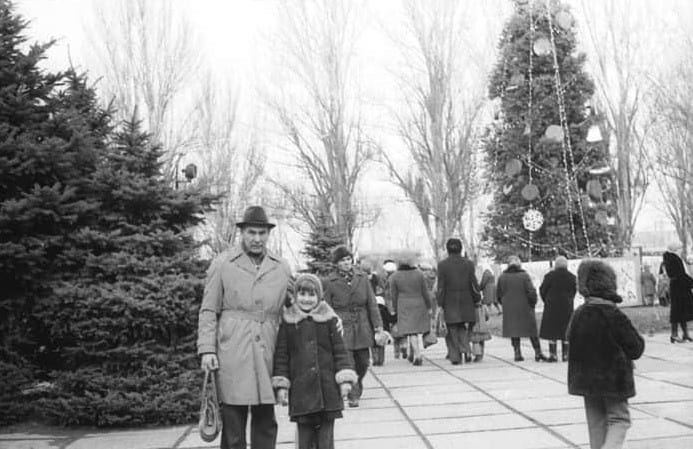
[2,333,693,449]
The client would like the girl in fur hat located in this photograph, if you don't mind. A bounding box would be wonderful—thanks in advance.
[272,273,357,449]
[567,260,645,449]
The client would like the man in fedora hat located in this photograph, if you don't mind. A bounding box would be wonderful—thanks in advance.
[198,205,292,449]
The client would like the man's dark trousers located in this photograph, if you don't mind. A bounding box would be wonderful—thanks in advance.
[220,404,277,449]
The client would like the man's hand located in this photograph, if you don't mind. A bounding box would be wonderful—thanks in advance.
[201,353,219,371]
[340,383,352,400]
[276,388,289,406]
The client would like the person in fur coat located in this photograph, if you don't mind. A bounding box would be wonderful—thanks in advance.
[272,273,357,449]
[567,260,645,449]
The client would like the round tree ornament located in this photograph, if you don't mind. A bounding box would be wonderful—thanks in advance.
[521,184,540,201]
[505,158,522,177]
[533,37,552,56]
[586,125,603,143]
[523,209,544,232]
[586,179,603,201]
[555,11,573,30]
[595,210,608,226]
[544,124,564,141]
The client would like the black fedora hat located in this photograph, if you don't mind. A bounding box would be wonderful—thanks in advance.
[236,206,276,229]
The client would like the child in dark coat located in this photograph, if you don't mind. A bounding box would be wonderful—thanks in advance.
[567,260,645,449]
[272,273,357,449]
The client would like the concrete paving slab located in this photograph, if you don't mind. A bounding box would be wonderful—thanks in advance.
[335,420,415,440]
[350,397,395,409]
[373,372,456,388]
[552,417,693,446]
[504,395,584,412]
[334,436,428,449]
[389,383,477,397]
[0,441,74,449]
[402,401,510,420]
[414,412,535,434]
[340,406,405,423]
[640,371,693,387]
[427,427,568,449]
[622,435,693,449]
[66,425,185,449]
[633,400,693,425]
[394,390,490,406]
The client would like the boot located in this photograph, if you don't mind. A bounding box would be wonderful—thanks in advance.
[531,337,547,362]
[512,339,524,362]
[547,342,558,362]
[561,341,569,362]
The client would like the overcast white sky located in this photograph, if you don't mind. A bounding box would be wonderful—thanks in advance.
[13,0,692,261]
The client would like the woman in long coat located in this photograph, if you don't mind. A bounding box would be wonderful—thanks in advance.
[323,246,383,407]
[389,257,432,365]
[497,256,547,362]
[539,256,576,362]
[662,244,693,342]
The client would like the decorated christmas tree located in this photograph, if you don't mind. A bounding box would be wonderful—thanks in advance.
[482,0,619,262]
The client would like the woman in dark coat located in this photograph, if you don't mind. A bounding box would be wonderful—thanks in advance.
[390,256,432,365]
[539,256,577,362]
[497,256,547,362]
[662,244,693,343]
[323,246,383,407]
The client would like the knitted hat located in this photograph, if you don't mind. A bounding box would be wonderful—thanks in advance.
[331,245,352,264]
[577,259,622,303]
[294,273,324,300]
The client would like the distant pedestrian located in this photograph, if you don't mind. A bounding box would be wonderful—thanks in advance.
[470,303,492,362]
[497,255,547,362]
[657,264,670,307]
[272,274,357,449]
[662,243,693,343]
[539,256,577,362]
[479,264,502,315]
[382,259,405,359]
[640,265,657,307]
[323,246,383,407]
[437,238,481,365]
[371,295,394,366]
[567,260,645,449]
[389,255,433,366]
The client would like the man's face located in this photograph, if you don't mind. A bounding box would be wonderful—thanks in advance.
[241,226,270,255]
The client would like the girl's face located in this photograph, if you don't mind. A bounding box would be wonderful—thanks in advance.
[337,256,353,272]
[296,289,319,312]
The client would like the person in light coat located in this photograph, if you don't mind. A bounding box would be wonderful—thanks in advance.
[198,206,292,449]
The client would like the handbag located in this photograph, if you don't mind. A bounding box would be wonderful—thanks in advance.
[423,331,438,348]
[198,369,222,442]
[435,309,448,338]
[423,314,439,348]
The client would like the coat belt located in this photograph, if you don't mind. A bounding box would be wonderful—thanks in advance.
[221,309,277,323]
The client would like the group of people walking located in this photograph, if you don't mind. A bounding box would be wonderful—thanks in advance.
[196,205,693,449]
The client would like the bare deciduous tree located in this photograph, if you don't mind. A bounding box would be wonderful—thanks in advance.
[88,0,200,178]
[577,0,652,249]
[191,75,265,256]
[267,0,374,247]
[381,0,489,260]
[648,38,693,257]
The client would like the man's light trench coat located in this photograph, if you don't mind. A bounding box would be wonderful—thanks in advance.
[197,245,291,404]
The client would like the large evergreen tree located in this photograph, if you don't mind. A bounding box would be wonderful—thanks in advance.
[0,0,215,426]
[482,1,618,261]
